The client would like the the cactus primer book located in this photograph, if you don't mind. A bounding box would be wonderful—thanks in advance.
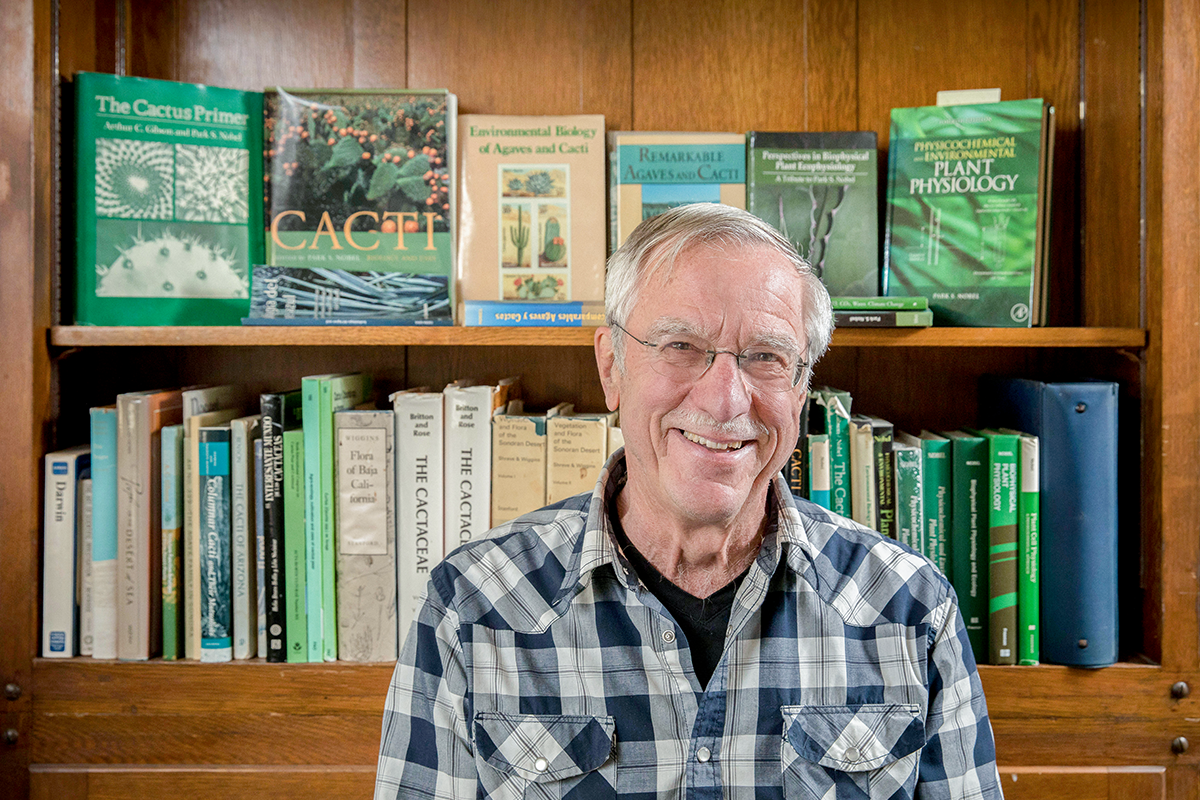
[261,88,457,325]
[72,72,263,326]
[457,114,607,326]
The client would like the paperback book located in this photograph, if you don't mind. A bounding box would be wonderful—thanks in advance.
[198,426,233,663]
[88,405,119,659]
[833,310,933,327]
[42,445,91,657]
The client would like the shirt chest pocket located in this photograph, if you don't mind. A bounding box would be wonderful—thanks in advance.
[781,704,925,800]
[474,712,617,800]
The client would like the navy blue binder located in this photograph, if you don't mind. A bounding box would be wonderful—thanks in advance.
[984,379,1119,667]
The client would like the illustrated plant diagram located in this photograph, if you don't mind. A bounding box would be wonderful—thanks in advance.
[265,90,451,235]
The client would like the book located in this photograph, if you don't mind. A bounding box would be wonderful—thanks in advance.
[892,434,924,552]
[973,428,1020,665]
[831,296,928,311]
[983,378,1118,667]
[807,433,832,510]
[914,430,952,575]
[302,372,374,662]
[848,415,877,530]
[160,423,184,660]
[254,437,267,658]
[491,401,555,525]
[1004,427,1041,665]
[334,409,397,662]
[88,405,119,659]
[457,114,607,325]
[812,387,853,517]
[871,417,896,540]
[392,388,446,645]
[282,412,307,663]
[42,445,91,657]
[198,426,233,662]
[783,398,813,501]
[116,388,183,660]
[229,414,261,659]
[746,131,880,296]
[72,72,263,326]
[832,310,934,327]
[262,88,457,324]
[259,389,304,662]
[942,429,989,661]
[78,476,94,656]
[884,98,1054,327]
[243,264,453,326]
[608,131,746,252]
[443,378,519,551]
[545,408,617,505]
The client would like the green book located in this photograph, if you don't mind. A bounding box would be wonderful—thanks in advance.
[884,98,1052,327]
[831,296,928,311]
[870,417,895,540]
[942,430,989,662]
[892,434,924,552]
[813,387,853,517]
[1003,428,1041,665]
[746,131,879,296]
[973,428,1020,666]
[160,423,184,660]
[916,431,952,576]
[832,309,934,328]
[282,424,307,663]
[72,72,263,326]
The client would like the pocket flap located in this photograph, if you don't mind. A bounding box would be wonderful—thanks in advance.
[475,712,616,782]
[782,704,924,772]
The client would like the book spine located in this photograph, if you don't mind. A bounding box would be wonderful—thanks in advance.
[199,428,233,662]
[183,421,199,659]
[79,477,94,656]
[807,434,831,510]
[948,433,989,662]
[283,425,307,663]
[395,393,445,647]
[255,437,267,659]
[546,416,610,505]
[848,417,877,529]
[161,425,184,660]
[1016,433,1041,665]
[43,449,87,657]
[832,310,933,327]
[893,445,923,551]
[301,377,324,662]
[230,418,259,660]
[985,432,1020,665]
[819,391,853,517]
[259,394,287,662]
[872,421,895,538]
[921,438,952,575]
[444,386,494,552]
[89,407,119,659]
[117,395,157,661]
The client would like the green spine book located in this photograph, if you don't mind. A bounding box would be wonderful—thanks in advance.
[262,88,457,324]
[73,72,263,326]
[870,417,895,539]
[746,131,880,296]
[884,98,1051,326]
[916,431,952,575]
[892,434,924,552]
[1003,428,1041,665]
[282,423,306,663]
[160,423,184,660]
[814,387,853,517]
[943,430,989,662]
[831,296,928,311]
[972,429,1019,665]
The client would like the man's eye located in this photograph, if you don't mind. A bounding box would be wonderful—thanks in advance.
[661,340,699,353]
[745,349,785,364]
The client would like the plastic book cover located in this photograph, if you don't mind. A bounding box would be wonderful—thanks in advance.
[747,131,879,297]
[73,72,263,326]
[884,98,1050,327]
[244,265,452,326]
[457,115,606,325]
[263,88,456,323]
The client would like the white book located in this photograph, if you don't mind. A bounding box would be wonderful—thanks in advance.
[42,445,90,658]
[392,389,446,646]
[335,409,397,662]
[79,476,94,656]
[546,408,616,504]
[443,378,518,553]
[230,414,262,660]
[89,405,119,659]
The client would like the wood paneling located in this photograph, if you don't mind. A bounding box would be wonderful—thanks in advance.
[31,765,375,800]
[998,766,1165,800]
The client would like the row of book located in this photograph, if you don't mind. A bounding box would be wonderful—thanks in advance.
[71,72,1052,330]
[41,378,622,663]
[787,378,1120,668]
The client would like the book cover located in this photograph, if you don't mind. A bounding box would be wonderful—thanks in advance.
[88,404,119,659]
[78,476,94,656]
[984,378,1118,667]
[892,434,924,552]
[832,310,934,328]
[608,131,746,252]
[746,131,879,297]
[807,433,832,510]
[259,389,303,662]
[42,445,91,657]
[848,415,877,530]
[1004,427,1041,665]
[254,437,267,658]
[943,429,989,661]
[72,72,263,326]
[545,408,616,505]
[243,264,452,326]
[263,88,456,324]
[198,426,233,662]
[229,414,261,659]
[160,423,184,660]
[116,388,183,660]
[813,387,853,518]
[457,114,606,324]
[282,420,307,663]
[392,388,446,645]
[884,98,1052,327]
[492,401,569,524]
[973,428,1019,665]
[334,409,397,662]
[915,430,952,575]
[443,378,519,551]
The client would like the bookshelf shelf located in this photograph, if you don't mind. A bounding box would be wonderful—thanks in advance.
[49,325,1148,349]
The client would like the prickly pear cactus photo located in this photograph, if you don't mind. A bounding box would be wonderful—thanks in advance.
[497,165,569,299]
[96,222,249,298]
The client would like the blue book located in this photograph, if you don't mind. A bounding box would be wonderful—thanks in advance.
[198,426,233,662]
[88,405,119,659]
[461,300,605,327]
[983,378,1119,667]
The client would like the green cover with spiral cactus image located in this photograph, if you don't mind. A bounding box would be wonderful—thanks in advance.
[72,72,264,326]
[747,131,880,298]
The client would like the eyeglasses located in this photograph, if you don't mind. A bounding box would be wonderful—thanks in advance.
[611,321,808,393]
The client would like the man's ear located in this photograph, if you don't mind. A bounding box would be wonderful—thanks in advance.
[594,326,621,412]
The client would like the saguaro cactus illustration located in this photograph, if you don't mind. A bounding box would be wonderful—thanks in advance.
[509,207,529,266]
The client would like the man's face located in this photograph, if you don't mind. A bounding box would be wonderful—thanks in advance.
[595,242,809,530]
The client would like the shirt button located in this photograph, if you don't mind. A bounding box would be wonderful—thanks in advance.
[696,746,712,763]
[534,756,549,772]
[662,629,676,644]
[844,745,860,762]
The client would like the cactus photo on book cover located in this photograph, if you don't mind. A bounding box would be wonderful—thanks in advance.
[498,165,570,300]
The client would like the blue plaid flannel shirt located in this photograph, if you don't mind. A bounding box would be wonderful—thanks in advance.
[375,452,1003,799]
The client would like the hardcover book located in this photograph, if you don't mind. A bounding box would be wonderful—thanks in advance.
[72,72,263,326]
[807,433,832,510]
[490,401,563,526]
[892,434,924,552]
[42,445,91,657]
[88,405,119,659]
[848,415,878,530]
[259,389,303,662]
[884,98,1054,327]
[78,477,94,656]
[443,378,519,551]
[973,428,1020,665]
[915,430,952,575]
[198,426,233,662]
[458,114,607,325]
[545,408,616,505]
[813,387,853,518]
[747,131,879,297]
[263,88,457,325]
[833,310,934,328]
[1004,427,1041,665]
[943,429,989,661]
[254,438,267,658]
[229,414,261,660]
[608,131,746,252]
[160,423,184,660]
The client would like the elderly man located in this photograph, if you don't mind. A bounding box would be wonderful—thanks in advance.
[375,203,1002,799]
